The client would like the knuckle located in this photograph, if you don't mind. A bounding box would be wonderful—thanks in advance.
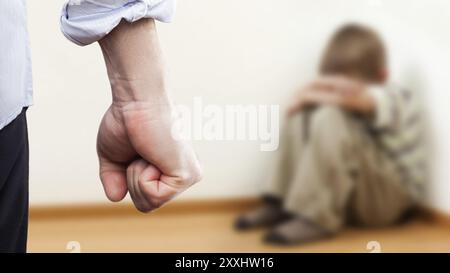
[136,205,153,213]
[149,198,164,209]
[180,165,203,186]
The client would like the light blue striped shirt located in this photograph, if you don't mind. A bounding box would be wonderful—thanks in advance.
[0,0,176,130]
[0,0,33,129]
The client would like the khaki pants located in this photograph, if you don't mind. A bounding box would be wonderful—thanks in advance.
[265,106,413,232]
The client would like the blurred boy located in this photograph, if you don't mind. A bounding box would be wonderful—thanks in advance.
[235,24,428,245]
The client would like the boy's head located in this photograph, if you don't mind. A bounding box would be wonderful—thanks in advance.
[320,24,388,84]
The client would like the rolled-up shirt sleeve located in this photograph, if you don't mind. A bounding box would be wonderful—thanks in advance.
[60,0,176,46]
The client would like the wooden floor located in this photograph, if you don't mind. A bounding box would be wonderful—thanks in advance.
[28,202,450,253]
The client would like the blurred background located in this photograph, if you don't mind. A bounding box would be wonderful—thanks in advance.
[27,0,450,252]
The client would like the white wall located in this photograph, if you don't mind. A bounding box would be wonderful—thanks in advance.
[28,0,450,212]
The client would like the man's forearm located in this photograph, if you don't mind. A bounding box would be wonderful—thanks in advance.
[97,17,202,184]
[99,19,168,105]
[62,2,202,210]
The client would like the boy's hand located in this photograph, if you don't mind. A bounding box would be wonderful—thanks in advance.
[309,75,365,96]
[287,77,344,116]
[311,76,376,114]
[287,76,375,116]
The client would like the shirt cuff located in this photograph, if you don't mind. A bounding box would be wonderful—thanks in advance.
[367,85,393,130]
[60,0,176,46]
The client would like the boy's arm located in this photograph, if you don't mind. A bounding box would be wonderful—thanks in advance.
[331,78,405,131]
[336,88,376,114]
[288,76,376,116]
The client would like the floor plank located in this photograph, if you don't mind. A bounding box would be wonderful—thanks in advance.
[28,209,450,253]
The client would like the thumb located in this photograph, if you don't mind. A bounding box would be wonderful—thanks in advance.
[99,156,128,202]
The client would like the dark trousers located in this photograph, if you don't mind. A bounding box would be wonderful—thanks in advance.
[0,108,29,253]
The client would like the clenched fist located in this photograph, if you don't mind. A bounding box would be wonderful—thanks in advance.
[97,19,202,212]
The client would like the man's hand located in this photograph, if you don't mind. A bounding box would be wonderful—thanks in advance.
[126,159,178,212]
[287,76,376,116]
[97,19,202,212]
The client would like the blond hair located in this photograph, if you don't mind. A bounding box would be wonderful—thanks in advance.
[320,24,387,83]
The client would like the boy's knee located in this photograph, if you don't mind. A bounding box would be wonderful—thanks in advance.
[310,106,347,135]
[308,106,358,153]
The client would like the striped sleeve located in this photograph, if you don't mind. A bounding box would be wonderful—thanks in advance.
[60,0,176,46]
[368,84,429,200]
